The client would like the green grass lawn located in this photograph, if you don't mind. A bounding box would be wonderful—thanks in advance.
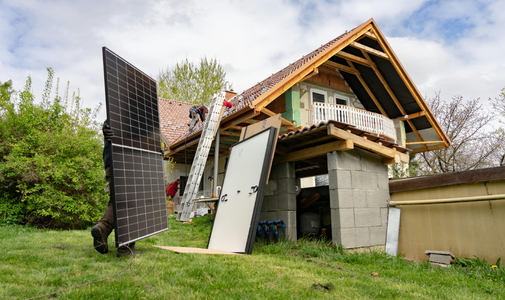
[1,215,503,299]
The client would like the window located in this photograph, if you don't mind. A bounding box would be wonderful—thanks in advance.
[334,93,349,106]
[311,89,327,104]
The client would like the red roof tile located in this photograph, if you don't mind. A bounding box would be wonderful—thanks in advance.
[158,98,193,145]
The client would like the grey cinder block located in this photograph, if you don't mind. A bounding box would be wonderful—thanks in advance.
[366,190,390,208]
[331,208,355,229]
[270,162,295,180]
[278,193,296,210]
[351,171,377,190]
[328,169,352,189]
[354,208,381,227]
[329,189,353,209]
[369,226,387,246]
[355,227,370,247]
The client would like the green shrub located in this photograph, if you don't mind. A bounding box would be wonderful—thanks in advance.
[0,68,107,229]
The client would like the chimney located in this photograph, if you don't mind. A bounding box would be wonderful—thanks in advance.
[224,81,237,101]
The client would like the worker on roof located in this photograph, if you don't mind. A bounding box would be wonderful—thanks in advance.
[188,105,208,131]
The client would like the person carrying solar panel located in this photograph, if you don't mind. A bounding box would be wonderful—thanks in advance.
[91,121,142,257]
[187,104,208,131]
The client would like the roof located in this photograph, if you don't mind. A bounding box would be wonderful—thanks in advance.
[167,18,451,163]
[158,98,193,145]
[389,166,505,193]
[221,31,350,119]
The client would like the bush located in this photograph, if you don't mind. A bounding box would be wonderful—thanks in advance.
[0,68,108,228]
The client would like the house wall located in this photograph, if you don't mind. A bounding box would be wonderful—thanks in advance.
[166,156,225,212]
[298,76,363,128]
[260,162,298,240]
[327,148,389,249]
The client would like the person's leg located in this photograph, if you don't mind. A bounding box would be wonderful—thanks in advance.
[91,167,114,254]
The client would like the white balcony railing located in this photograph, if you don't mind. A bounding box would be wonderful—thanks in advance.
[312,102,397,141]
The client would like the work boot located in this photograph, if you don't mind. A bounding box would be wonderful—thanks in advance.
[91,224,109,254]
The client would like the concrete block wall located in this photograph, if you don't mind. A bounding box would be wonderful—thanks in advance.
[260,162,297,240]
[328,148,389,249]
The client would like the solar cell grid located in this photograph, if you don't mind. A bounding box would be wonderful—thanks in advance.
[103,47,168,247]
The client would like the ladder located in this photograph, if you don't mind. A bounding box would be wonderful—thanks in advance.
[177,90,225,222]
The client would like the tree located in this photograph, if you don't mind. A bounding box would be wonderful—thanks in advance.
[412,92,504,174]
[0,80,15,102]
[0,68,107,228]
[491,87,505,166]
[157,57,226,105]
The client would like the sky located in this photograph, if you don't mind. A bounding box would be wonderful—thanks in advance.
[1,0,504,122]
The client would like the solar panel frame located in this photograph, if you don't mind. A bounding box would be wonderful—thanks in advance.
[103,47,168,248]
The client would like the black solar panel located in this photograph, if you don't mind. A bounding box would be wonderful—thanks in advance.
[102,47,168,247]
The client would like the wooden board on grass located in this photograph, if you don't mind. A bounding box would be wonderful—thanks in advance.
[153,245,240,255]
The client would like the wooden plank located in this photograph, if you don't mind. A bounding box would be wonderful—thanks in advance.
[261,108,296,128]
[350,41,389,59]
[218,136,240,143]
[286,134,334,150]
[392,111,426,121]
[363,31,378,40]
[153,246,240,255]
[219,130,241,137]
[382,155,401,165]
[327,123,409,163]
[273,139,354,164]
[275,144,289,155]
[220,110,258,131]
[335,51,375,68]
[295,67,319,85]
[410,143,446,153]
[168,137,200,155]
[322,61,360,75]
[347,60,388,116]
[405,141,444,145]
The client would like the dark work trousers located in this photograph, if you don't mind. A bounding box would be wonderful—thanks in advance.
[96,167,136,251]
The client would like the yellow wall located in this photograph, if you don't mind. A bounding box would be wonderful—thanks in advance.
[391,180,505,263]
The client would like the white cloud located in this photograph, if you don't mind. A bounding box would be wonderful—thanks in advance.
[1,0,504,123]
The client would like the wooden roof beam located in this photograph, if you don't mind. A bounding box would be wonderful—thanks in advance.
[261,108,296,128]
[274,139,354,164]
[335,51,375,68]
[322,60,360,75]
[327,123,409,164]
[220,110,258,131]
[410,143,446,153]
[350,41,389,59]
[219,130,241,137]
[360,50,428,151]
[393,111,426,121]
[363,31,378,40]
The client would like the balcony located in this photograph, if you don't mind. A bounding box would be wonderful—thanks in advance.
[312,102,397,141]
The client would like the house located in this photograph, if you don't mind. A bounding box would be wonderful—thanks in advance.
[160,18,450,251]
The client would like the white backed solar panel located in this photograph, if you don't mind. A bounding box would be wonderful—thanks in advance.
[103,47,168,247]
[207,127,277,254]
